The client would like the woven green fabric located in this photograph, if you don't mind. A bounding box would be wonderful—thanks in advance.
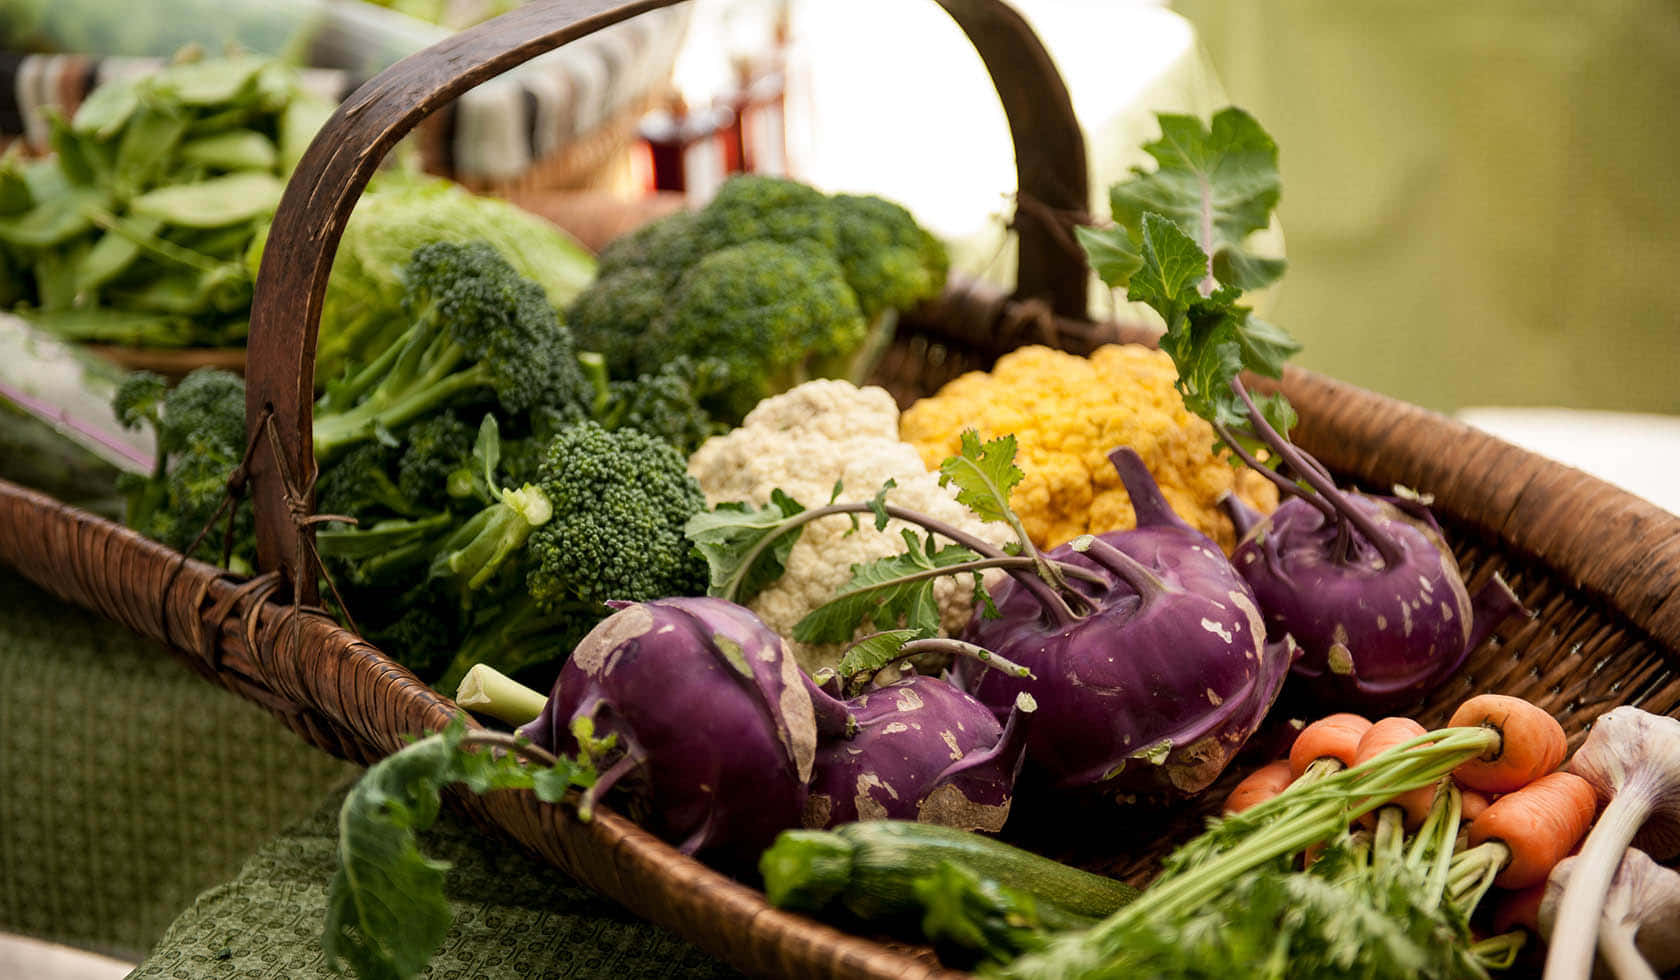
[130,784,744,980]
[0,569,356,960]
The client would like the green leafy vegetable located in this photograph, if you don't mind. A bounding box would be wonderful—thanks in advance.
[324,716,595,980]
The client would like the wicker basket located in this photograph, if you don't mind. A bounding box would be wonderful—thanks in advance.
[2,1,1677,978]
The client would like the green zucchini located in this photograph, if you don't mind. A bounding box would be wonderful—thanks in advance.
[759,820,1139,922]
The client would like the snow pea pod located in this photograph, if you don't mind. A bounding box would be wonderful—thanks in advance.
[179,129,278,173]
[75,214,166,293]
[0,183,108,249]
[114,106,190,196]
[129,172,284,228]
[70,76,140,141]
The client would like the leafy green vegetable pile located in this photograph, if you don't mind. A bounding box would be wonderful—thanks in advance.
[0,52,333,348]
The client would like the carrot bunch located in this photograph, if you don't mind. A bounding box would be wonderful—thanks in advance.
[1220,694,1595,968]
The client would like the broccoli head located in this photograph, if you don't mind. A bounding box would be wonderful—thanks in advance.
[649,240,867,421]
[312,240,590,457]
[524,420,708,608]
[565,175,946,421]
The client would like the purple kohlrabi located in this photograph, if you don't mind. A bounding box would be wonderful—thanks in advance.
[1217,380,1524,710]
[803,672,1034,832]
[1224,489,1521,709]
[518,596,818,858]
[955,447,1293,797]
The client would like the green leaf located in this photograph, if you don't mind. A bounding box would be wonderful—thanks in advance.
[1129,213,1214,319]
[323,718,594,980]
[1073,224,1143,288]
[792,535,980,644]
[835,628,923,680]
[1107,107,1283,292]
[1232,313,1302,381]
[868,478,897,531]
[684,490,807,603]
[938,431,1023,525]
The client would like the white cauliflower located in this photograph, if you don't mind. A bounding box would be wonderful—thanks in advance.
[687,379,1013,675]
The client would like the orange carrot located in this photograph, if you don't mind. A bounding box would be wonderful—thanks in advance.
[1458,787,1494,823]
[1490,881,1547,936]
[1467,770,1598,888]
[1354,716,1436,829]
[1448,694,1567,793]
[1223,759,1295,814]
[1287,712,1372,779]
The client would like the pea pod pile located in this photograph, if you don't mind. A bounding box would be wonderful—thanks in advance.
[0,52,333,348]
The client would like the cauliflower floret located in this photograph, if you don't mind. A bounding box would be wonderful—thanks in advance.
[899,344,1278,553]
[688,379,1012,675]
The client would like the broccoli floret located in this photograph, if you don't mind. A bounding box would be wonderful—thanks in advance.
[316,443,418,521]
[563,267,668,378]
[649,240,866,421]
[395,410,479,510]
[112,367,254,571]
[311,240,589,457]
[421,421,705,606]
[524,421,707,607]
[572,352,725,454]
[593,209,704,285]
[828,192,950,320]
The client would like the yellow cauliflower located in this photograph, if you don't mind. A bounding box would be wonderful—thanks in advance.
[899,344,1277,553]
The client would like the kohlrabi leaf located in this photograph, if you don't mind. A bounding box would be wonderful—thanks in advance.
[1129,214,1300,434]
[1106,107,1284,292]
[793,532,982,644]
[835,628,924,680]
[323,717,593,980]
[684,490,806,603]
[1073,224,1144,287]
[939,431,1023,525]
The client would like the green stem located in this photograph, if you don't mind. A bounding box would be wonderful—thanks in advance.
[314,362,489,457]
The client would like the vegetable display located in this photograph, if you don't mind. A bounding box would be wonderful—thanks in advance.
[898,343,1280,553]
[1075,107,1524,710]
[1,53,332,348]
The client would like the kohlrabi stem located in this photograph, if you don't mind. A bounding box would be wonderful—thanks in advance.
[1212,419,1338,522]
[1229,378,1406,568]
[802,673,857,739]
[1543,786,1660,980]
[458,729,560,767]
[725,501,1085,626]
[898,637,1034,680]
[1070,535,1169,604]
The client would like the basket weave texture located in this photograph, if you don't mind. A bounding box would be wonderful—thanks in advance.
[1,1,1677,978]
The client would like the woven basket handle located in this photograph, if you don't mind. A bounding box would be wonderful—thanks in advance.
[246,0,1088,594]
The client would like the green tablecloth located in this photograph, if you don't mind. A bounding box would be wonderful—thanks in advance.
[0,567,742,978]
